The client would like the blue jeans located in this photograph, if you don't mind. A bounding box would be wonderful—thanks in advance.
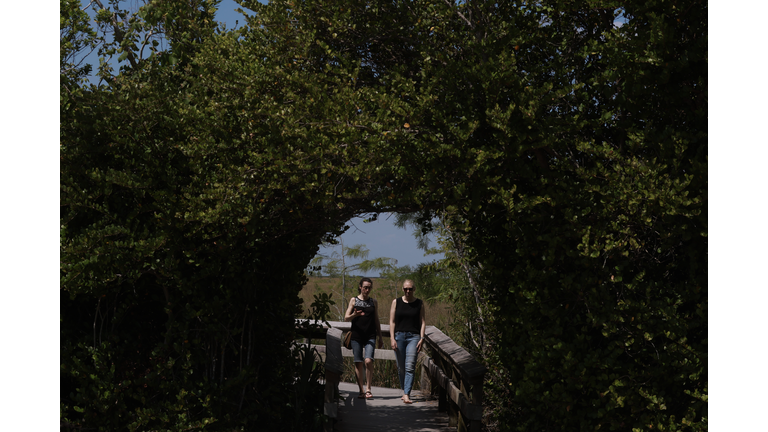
[351,337,376,363]
[395,331,420,395]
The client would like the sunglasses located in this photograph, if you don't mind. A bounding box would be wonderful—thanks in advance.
[403,288,414,292]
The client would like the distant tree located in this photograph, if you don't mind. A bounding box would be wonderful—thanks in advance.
[393,212,488,345]
[311,239,396,318]
[378,264,416,301]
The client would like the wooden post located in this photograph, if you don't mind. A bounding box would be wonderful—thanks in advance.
[324,327,344,432]
[471,383,484,432]
[420,361,431,400]
[324,370,339,419]
[438,382,449,413]
[447,395,459,428]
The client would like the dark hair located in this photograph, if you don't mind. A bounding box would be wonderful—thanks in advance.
[358,277,373,294]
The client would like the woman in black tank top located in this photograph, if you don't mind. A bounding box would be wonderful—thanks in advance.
[344,277,383,399]
[389,279,426,404]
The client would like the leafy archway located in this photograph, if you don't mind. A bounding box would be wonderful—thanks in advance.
[61,0,706,430]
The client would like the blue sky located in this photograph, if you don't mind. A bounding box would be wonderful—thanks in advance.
[79,0,252,84]
[217,0,256,26]
[75,0,442,275]
[316,214,444,277]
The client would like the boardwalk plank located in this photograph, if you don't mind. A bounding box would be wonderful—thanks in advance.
[334,382,452,432]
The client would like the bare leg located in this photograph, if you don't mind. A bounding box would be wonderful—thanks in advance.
[354,362,365,394]
[364,358,374,393]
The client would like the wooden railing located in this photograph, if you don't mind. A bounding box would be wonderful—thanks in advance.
[295,320,487,432]
[421,325,486,432]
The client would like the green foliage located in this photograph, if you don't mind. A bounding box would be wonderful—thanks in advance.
[417,2,708,430]
[62,0,706,430]
[60,0,97,89]
[378,264,417,301]
[292,294,337,431]
[60,2,350,430]
[311,240,396,317]
[314,242,396,278]
[390,213,471,306]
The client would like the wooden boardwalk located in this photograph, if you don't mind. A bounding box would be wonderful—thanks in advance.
[300,322,486,432]
[333,382,452,432]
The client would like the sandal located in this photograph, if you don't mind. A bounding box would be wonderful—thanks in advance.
[365,391,374,399]
[357,392,366,399]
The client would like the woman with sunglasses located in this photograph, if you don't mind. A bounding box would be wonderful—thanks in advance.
[389,279,426,404]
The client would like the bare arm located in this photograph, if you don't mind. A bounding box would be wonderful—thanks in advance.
[373,299,383,348]
[389,299,398,350]
[372,299,383,337]
[344,297,362,321]
[417,300,427,352]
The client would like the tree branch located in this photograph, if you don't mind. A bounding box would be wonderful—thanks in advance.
[91,0,138,69]
[443,0,474,28]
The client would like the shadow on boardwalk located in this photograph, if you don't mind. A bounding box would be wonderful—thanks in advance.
[334,382,452,432]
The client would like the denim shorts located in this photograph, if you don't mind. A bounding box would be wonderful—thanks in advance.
[351,337,376,363]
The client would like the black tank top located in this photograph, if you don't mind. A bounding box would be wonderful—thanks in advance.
[394,297,422,333]
[351,296,376,342]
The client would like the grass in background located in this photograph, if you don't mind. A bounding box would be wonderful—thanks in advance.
[299,276,453,389]
[299,276,453,330]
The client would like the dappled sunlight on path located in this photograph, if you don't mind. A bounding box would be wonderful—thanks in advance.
[334,382,452,431]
